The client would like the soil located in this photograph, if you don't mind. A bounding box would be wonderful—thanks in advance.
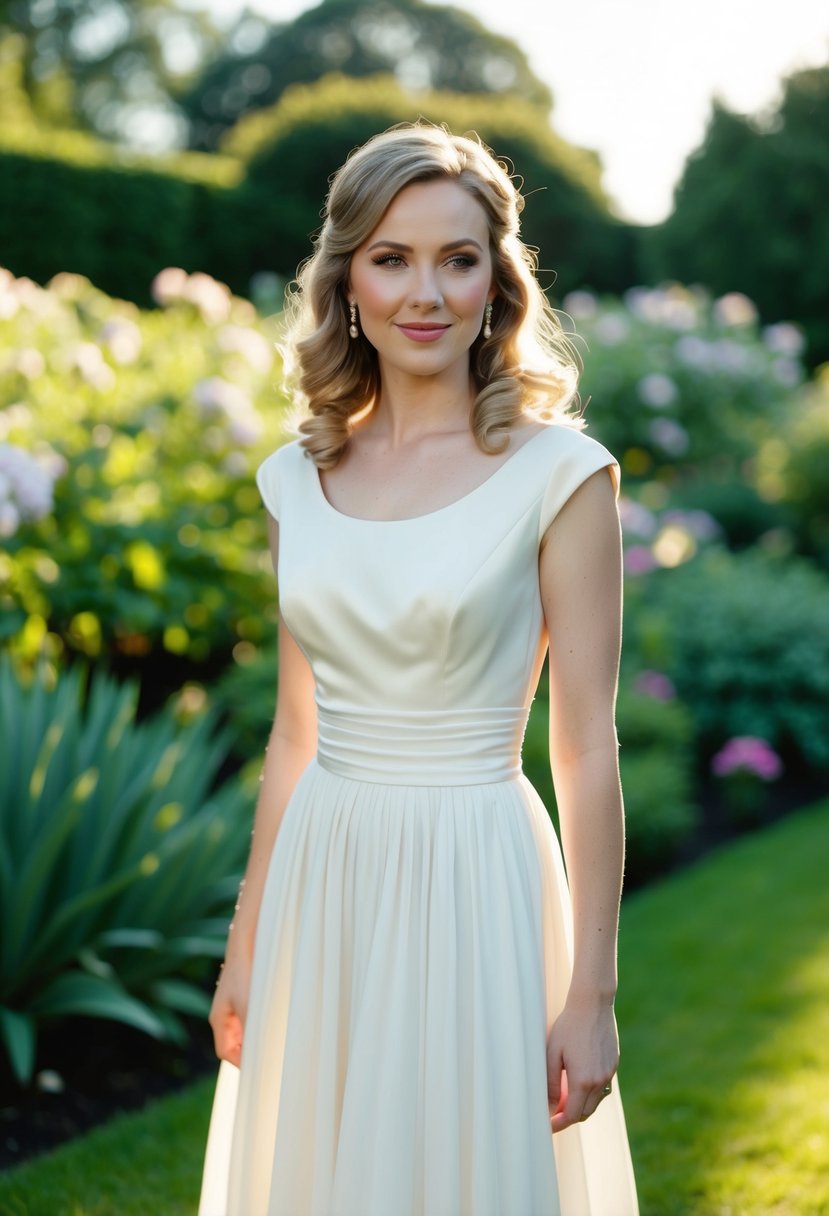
[0,1011,219,1173]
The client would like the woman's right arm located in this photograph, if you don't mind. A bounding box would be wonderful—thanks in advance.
[208,515,317,1067]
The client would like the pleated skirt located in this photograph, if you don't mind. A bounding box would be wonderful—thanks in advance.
[198,759,638,1215]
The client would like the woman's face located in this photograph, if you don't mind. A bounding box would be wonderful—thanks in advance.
[347,178,495,383]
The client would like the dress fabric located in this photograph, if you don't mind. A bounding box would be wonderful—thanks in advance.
[198,423,639,1216]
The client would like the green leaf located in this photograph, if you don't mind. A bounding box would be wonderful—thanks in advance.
[27,972,167,1039]
[149,977,211,1017]
[0,1006,35,1085]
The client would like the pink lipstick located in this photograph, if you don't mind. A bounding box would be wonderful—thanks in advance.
[396,323,450,343]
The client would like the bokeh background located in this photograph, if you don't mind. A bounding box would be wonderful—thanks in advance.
[1,1,828,1211]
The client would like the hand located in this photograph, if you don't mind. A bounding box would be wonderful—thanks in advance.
[547,995,619,1133]
[208,954,251,1068]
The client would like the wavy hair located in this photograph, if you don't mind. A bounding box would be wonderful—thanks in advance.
[281,122,584,468]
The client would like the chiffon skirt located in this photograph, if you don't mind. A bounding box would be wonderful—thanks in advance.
[198,759,638,1215]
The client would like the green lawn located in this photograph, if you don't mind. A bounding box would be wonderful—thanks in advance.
[2,800,828,1216]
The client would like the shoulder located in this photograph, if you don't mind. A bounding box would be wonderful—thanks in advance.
[532,422,620,541]
[255,437,308,519]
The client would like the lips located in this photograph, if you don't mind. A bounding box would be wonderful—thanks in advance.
[395,322,451,343]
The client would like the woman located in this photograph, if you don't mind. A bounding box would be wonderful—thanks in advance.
[199,123,638,1215]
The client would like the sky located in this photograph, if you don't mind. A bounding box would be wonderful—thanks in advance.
[201,0,829,225]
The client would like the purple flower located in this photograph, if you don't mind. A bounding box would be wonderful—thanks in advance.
[624,545,658,576]
[711,736,783,782]
[634,670,676,702]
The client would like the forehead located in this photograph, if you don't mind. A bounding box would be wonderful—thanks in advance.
[364,179,490,246]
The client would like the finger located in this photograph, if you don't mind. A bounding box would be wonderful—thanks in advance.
[547,1055,567,1113]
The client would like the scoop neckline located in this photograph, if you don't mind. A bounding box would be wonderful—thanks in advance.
[311,424,555,524]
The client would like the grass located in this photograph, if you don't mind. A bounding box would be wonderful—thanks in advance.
[616,798,829,1215]
[1,800,828,1215]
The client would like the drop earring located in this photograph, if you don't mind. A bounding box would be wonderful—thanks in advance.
[483,301,493,339]
[349,301,359,339]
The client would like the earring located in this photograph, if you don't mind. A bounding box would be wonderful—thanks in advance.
[483,301,493,339]
[349,301,359,339]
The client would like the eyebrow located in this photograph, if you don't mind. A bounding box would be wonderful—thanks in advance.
[365,238,484,253]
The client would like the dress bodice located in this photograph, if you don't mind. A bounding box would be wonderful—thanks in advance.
[255,424,619,784]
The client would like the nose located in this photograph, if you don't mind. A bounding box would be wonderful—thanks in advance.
[409,266,444,310]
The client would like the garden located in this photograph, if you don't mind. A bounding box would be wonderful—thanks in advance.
[2,260,828,1211]
[1,1,829,1211]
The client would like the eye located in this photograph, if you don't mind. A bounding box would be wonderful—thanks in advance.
[372,252,406,267]
[447,253,478,269]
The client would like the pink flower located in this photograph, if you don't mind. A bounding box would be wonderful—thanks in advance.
[634,670,676,702]
[711,736,782,782]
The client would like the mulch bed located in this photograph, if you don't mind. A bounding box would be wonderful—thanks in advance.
[0,1013,219,1172]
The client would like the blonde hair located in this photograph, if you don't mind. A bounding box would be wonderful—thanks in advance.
[282,122,584,468]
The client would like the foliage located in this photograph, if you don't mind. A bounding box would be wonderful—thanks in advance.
[0,265,285,667]
[0,658,253,1087]
[179,0,552,152]
[614,684,697,883]
[563,283,807,491]
[647,62,829,366]
[222,71,635,295]
[0,131,250,308]
[755,365,829,569]
[629,547,829,774]
[0,3,224,143]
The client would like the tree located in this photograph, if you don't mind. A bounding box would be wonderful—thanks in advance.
[222,73,635,297]
[177,0,553,153]
[0,0,222,142]
[648,62,829,365]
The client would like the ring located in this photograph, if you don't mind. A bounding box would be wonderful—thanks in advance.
[602,1083,612,1095]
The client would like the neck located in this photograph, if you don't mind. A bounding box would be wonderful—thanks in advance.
[367,362,475,447]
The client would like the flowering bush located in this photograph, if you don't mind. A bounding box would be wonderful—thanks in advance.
[625,547,829,775]
[711,736,783,782]
[0,266,288,665]
[564,284,807,486]
[711,736,783,828]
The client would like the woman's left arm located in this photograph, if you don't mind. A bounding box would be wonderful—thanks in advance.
[539,465,625,1133]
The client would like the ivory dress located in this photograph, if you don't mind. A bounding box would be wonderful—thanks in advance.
[198,422,639,1216]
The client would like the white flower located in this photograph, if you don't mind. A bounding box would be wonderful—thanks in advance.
[185,273,232,325]
[762,322,804,357]
[562,290,598,321]
[151,267,189,306]
[13,348,46,379]
[675,335,714,370]
[0,443,58,522]
[594,314,630,345]
[711,339,756,376]
[648,418,690,456]
[713,292,758,328]
[217,325,274,373]
[771,357,802,388]
[193,377,253,418]
[70,342,116,391]
[0,500,19,537]
[193,378,263,446]
[99,319,142,365]
[637,373,678,409]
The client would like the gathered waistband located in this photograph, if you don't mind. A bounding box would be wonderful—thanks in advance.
[315,702,527,786]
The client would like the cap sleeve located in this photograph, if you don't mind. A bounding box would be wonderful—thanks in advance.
[538,429,620,544]
[255,446,283,521]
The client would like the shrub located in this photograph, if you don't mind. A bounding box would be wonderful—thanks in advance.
[629,548,829,775]
[0,659,253,1086]
[0,266,285,669]
[563,285,807,489]
[223,72,637,296]
[517,676,696,885]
